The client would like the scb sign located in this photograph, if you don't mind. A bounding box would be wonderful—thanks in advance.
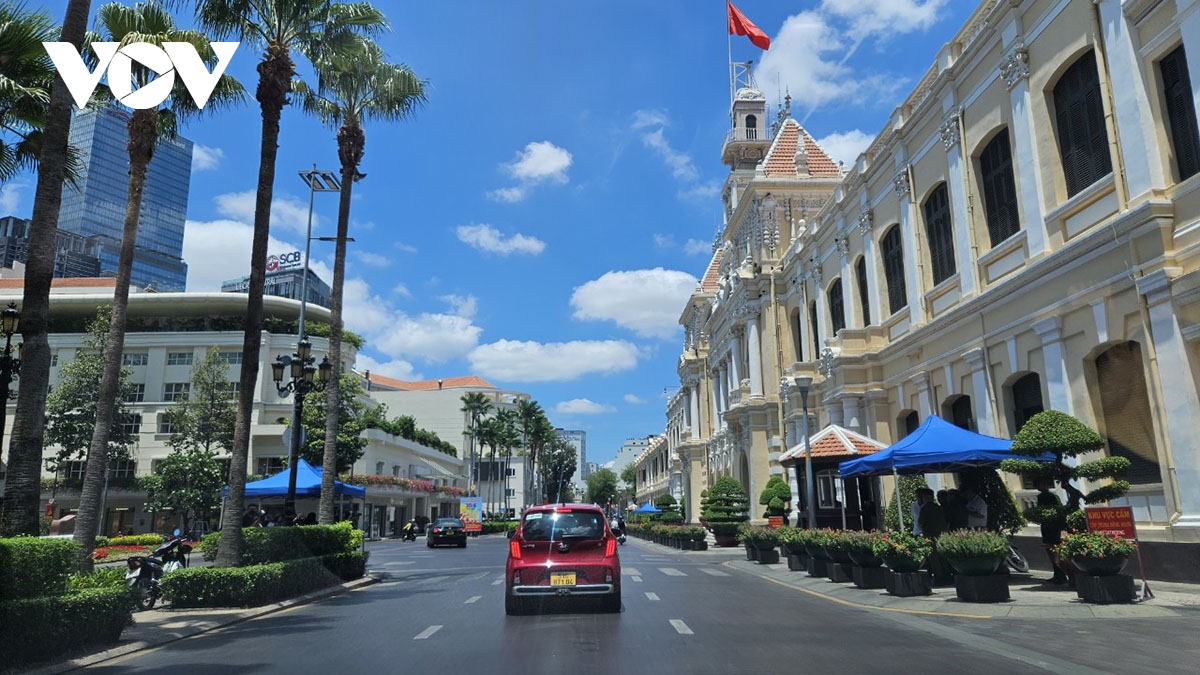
[43,41,238,110]
[266,251,303,273]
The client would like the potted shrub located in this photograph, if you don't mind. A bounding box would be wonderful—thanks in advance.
[821,529,855,583]
[739,525,781,564]
[702,477,750,547]
[937,530,1011,603]
[872,530,933,597]
[758,475,792,527]
[845,530,887,589]
[775,526,806,571]
[1054,532,1138,604]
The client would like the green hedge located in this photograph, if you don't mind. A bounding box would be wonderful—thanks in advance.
[200,523,358,565]
[107,534,166,547]
[69,568,127,591]
[161,551,369,608]
[0,537,79,600]
[0,587,132,667]
[481,521,517,534]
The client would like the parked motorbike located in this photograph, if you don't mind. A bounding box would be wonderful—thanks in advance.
[125,530,192,610]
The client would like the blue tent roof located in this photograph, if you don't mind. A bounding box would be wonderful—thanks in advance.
[224,459,365,499]
[632,502,662,514]
[838,415,1053,477]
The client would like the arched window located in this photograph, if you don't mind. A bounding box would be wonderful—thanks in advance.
[855,256,870,327]
[882,226,907,315]
[809,301,820,361]
[828,279,845,335]
[790,308,803,362]
[745,114,758,140]
[901,411,920,438]
[1095,342,1161,485]
[1053,51,1112,197]
[1011,373,1044,434]
[948,396,974,431]
[1159,45,1200,181]
[922,183,956,285]
[979,129,1021,246]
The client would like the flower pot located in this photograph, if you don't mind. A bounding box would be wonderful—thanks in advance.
[954,574,1010,603]
[1071,554,1129,577]
[852,565,888,589]
[947,555,1003,577]
[847,550,884,568]
[745,544,758,561]
[806,557,829,577]
[1075,573,1136,604]
[713,532,739,548]
[804,544,830,561]
[783,541,807,556]
[884,570,932,597]
[757,548,780,565]
[824,547,854,564]
[691,540,708,551]
[787,552,806,571]
[882,555,925,574]
[827,562,853,582]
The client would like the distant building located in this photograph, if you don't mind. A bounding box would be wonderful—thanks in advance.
[556,428,587,492]
[56,106,192,291]
[0,215,102,280]
[614,436,655,477]
[221,264,332,309]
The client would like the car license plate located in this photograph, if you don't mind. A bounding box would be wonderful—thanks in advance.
[550,572,576,586]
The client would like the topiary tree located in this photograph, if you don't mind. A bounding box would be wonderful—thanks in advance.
[758,475,792,520]
[883,475,928,532]
[1000,410,1130,533]
[655,493,683,523]
[700,477,750,546]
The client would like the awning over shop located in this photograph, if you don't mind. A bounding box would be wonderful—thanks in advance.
[224,459,365,499]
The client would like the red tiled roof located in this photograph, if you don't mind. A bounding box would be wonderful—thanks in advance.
[700,248,723,293]
[764,120,841,178]
[364,373,495,391]
[780,425,887,462]
[0,277,117,289]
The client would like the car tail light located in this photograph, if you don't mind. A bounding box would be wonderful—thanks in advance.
[605,537,617,557]
[555,507,572,513]
[509,539,522,559]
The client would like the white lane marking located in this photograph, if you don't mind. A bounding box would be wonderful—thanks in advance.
[421,576,447,585]
[631,575,643,583]
[645,592,660,601]
[492,578,504,586]
[659,568,687,576]
[471,572,490,580]
[700,569,730,577]
[414,625,443,640]
[623,567,640,576]
[669,620,693,635]
[465,596,482,604]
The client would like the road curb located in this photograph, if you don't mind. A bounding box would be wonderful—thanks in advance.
[27,575,380,674]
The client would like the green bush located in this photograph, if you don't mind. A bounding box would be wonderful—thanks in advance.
[701,477,750,529]
[322,552,369,580]
[161,551,369,608]
[69,568,127,591]
[0,537,79,599]
[883,475,927,532]
[0,588,132,667]
[200,531,221,561]
[107,534,165,547]
[935,530,1008,559]
[200,523,359,565]
[759,475,792,518]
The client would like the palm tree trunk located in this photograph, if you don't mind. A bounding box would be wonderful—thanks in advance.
[217,45,294,568]
[319,118,362,525]
[0,0,91,537]
[72,109,155,570]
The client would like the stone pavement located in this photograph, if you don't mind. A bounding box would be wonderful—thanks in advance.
[639,537,1200,619]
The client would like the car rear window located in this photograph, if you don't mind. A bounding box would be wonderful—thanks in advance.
[521,510,605,541]
[434,519,463,527]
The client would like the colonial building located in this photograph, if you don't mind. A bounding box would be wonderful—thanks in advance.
[675,0,1200,544]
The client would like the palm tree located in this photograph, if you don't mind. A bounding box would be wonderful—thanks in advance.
[190,0,386,567]
[459,391,492,499]
[514,399,543,509]
[1,0,91,538]
[527,415,556,508]
[71,1,243,569]
[292,39,425,524]
[493,408,519,516]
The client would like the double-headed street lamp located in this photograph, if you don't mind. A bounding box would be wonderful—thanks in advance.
[272,337,333,514]
[0,302,20,445]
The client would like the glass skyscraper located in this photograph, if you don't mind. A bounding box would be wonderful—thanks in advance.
[57,106,192,291]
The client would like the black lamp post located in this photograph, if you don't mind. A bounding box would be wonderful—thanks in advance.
[0,302,21,446]
[271,336,333,515]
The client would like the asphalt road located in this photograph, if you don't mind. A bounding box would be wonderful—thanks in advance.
[86,537,1200,675]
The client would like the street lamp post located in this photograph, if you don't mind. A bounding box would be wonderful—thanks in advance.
[272,337,333,515]
[0,302,21,446]
[794,375,817,530]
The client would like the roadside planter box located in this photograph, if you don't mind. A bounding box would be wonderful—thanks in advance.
[806,557,829,577]
[787,552,807,571]
[1076,574,1136,604]
[953,574,1010,603]
[827,562,853,583]
[852,565,887,589]
[885,571,932,597]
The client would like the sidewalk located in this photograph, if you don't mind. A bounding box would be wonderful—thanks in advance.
[638,537,1200,619]
[25,576,378,674]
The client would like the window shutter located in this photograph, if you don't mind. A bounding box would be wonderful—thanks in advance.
[922,184,955,285]
[828,279,845,334]
[882,227,907,315]
[980,129,1020,246]
[1054,51,1111,197]
[809,303,819,361]
[855,257,870,326]
[1161,46,1200,180]
[1095,343,1161,485]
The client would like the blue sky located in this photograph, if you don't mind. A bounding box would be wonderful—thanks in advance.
[14,1,975,466]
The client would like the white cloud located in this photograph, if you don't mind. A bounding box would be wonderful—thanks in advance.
[468,339,639,382]
[391,283,411,298]
[0,180,27,215]
[214,190,317,235]
[354,352,419,382]
[631,109,669,130]
[570,268,697,339]
[393,241,417,253]
[354,251,389,267]
[676,181,721,201]
[554,398,617,415]
[623,394,646,405]
[821,0,947,47]
[456,223,546,256]
[815,129,875,168]
[683,239,711,256]
[653,234,675,249]
[440,294,477,319]
[641,127,698,182]
[183,218,298,291]
[191,144,224,172]
[488,141,573,202]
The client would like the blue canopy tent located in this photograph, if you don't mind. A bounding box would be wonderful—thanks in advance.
[838,415,1053,529]
[631,503,662,514]
[223,459,365,499]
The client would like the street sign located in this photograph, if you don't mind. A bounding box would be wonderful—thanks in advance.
[1085,506,1136,538]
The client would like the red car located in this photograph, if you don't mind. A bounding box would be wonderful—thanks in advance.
[504,503,621,615]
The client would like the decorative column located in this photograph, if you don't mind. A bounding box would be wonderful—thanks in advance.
[963,347,997,436]
[711,367,722,422]
[729,327,744,391]
[1031,316,1073,415]
[941,106,977,296]
[840,396,863,434]
[746,310,764,398]
[1136,269,1200,528]
[688,381,701,438]
[894,163,926,326]
[1096,0,1165,197]
[999,33,1049,256]
[808,258,828,350]
[859,205,881,327]
[837,229,860,329]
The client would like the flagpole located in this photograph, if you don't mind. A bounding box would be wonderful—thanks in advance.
[727,2,734,109]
